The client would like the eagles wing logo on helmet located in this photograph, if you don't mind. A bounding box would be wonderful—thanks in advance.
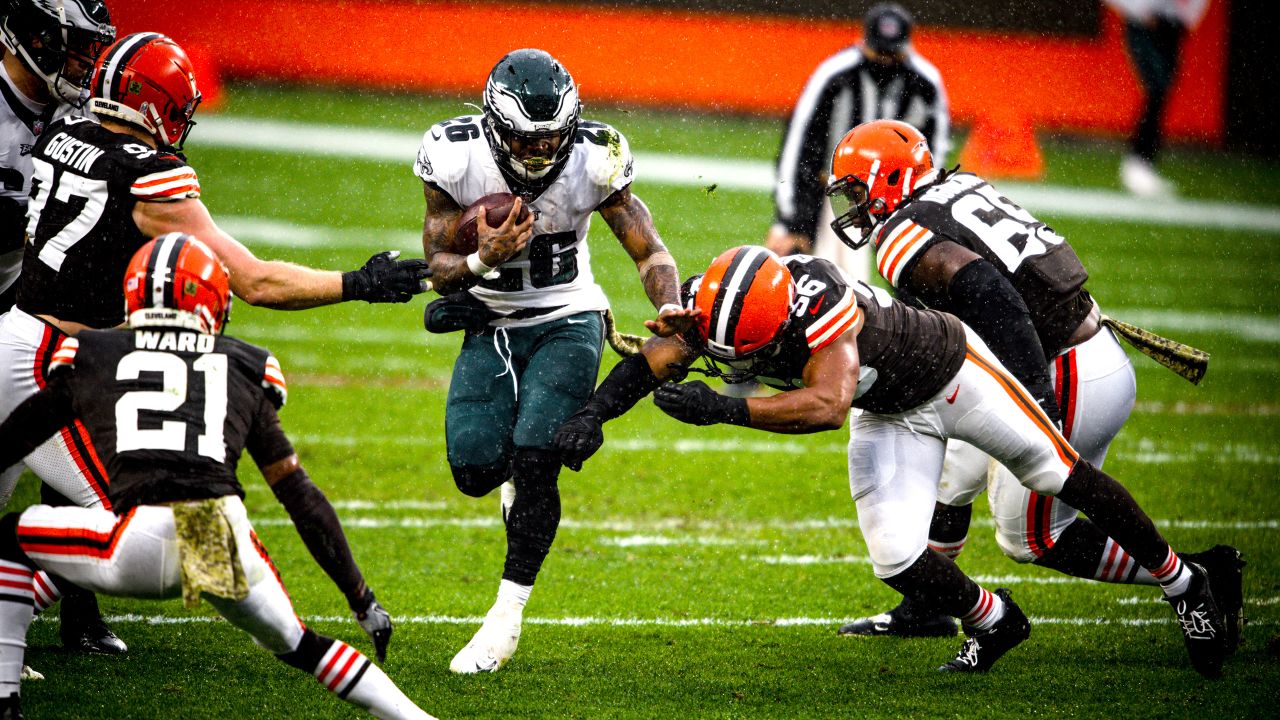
[482,48,581,193]
[0,0,116,105]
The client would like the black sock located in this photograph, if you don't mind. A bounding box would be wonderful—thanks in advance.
[928,502,972,552]
[502,448,561,586]
[881,549,980,619]
[1054,460,1170,571]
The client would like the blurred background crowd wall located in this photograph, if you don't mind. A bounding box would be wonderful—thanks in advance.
[106,0,1274,155]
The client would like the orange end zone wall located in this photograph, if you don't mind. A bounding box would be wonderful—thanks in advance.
[106,0,1228,142]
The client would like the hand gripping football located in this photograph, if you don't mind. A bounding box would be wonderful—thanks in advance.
[452,192,532,256]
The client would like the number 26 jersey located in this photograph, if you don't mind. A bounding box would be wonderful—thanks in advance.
[19,116,200,328]
[869,172,1094,357]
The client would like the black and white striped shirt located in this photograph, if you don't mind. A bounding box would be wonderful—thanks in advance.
[773,46,949,241]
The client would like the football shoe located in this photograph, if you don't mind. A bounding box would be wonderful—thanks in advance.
[839,596,958,638]
[60,617,127,655]
[1167,561,1227,678]
[450,603,523,674]
[0,691,21,720]
[1182,545,1245,655]
[19,665,43,682]
[938,589,1030,672]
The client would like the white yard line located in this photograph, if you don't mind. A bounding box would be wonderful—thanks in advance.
[34,613,1264,629]
[195,115,1280,233]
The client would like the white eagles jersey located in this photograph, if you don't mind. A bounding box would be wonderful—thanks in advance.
[0,61,83,298]
[413,114,634,328]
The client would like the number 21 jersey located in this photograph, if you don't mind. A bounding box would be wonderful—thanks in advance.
[19,116,200,328]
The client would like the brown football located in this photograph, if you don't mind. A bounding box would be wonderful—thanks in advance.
[452,192,531,256]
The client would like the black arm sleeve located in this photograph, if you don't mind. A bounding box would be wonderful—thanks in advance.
[0,376,76,470]
[945,259,1061,425]
[271,467,366,605]
[582,353,665,422]
[245,397,296,469]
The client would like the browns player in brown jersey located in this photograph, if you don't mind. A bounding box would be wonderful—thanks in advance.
[555,246,1235,677]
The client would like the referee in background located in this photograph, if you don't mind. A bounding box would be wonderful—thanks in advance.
[766,2,949,283]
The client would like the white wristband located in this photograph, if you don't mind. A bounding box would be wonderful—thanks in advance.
[658,303,683,315]
[466,252,495,277]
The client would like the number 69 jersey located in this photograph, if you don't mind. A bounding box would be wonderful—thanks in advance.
[413,114,634,327]
[47,327,289,513]
[869,172,1093,357]
[18,116,201,329]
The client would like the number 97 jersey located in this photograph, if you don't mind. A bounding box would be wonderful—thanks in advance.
[869,172,1094,357]
[413,114,635,327]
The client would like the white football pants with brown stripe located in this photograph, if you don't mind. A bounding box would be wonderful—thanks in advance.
[10,497,433,719]
[849,327,1080,579]
[0,308,112,510]
[939,324,1140,567]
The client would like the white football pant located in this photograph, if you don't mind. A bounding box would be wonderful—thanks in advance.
[849,327,1079,579]
[937,323,1136,562]
[0,308,111,510]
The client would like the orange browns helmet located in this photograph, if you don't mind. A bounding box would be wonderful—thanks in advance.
[693,246,794,361]
[825,119,939,249]
[124,233,230,335]
[88,32,201,149]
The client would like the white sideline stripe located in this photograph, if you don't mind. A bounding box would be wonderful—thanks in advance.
[250,514,1278,532]
[194,115,1280,233]
[290,432,1280,467]
[37,613,1267,629]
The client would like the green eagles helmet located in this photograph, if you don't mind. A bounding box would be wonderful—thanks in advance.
[482,48,580,190]
[0,0,115,105]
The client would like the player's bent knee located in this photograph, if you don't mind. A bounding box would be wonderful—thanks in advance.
[865,533,926,579]
[994,530,1039,564]
[450,462,510,498]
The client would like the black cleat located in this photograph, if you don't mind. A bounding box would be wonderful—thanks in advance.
[1,691,22,720]
[61,617,128,655]
[1168,562,1227,679]
[1182,545,1246,654]
[839,596,958,638]
[939,589,1031,672]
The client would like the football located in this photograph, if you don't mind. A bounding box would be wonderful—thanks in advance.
[452,192,531,256]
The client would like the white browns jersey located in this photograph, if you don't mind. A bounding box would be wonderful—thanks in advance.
[413,114,634,328]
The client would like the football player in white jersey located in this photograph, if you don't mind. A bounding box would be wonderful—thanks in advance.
[0,0,119,661]
[415,48,694,674]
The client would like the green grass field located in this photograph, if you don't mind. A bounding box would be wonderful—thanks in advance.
[13,83,1280,718]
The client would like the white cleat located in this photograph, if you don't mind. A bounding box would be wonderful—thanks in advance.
[21,664,44,681]
[1121,155,1175,198]
[449,605,523,674]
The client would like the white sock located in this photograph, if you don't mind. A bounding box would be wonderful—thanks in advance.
[0,560,36,695]
[1151,548,1193,598]
[32,571,60,613]
[960,587,1007,631]
[341,657,437,720]
[495,579,532,612]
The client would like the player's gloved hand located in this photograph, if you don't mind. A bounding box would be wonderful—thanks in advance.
[1027,380,1064,430]
[342,251,432,303]
[554,408,605,471]
[349,587,393,663]
[653,380,750,426]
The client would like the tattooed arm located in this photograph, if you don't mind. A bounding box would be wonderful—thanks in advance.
[422,182,532,295]
[598,186,697,336]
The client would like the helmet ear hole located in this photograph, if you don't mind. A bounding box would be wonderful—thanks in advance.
[886,169,901,186]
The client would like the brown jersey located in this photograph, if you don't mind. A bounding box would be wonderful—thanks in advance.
[44,327,289,512]
[870,172,1093,357]
[683,255,966,415]
[18,116,200,328]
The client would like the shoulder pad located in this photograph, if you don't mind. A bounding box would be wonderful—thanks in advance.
[575,120,634,193]
[130,160,201,202]
[47,337,79,376]
[873,212,938,288]
[413,115,484,191]
[262,354,288,409]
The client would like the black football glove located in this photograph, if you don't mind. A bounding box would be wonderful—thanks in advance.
[342,251,432,303]
[652,380,750,427]
[350,588,393,663]
[554,408,606,471]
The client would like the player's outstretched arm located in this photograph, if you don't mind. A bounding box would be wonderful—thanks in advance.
[598,188,693,337]
[655,330,860,434]
[248,403,392,662]
[555,334,695,470]
[134,198,429,309]
[422,183,531,294]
